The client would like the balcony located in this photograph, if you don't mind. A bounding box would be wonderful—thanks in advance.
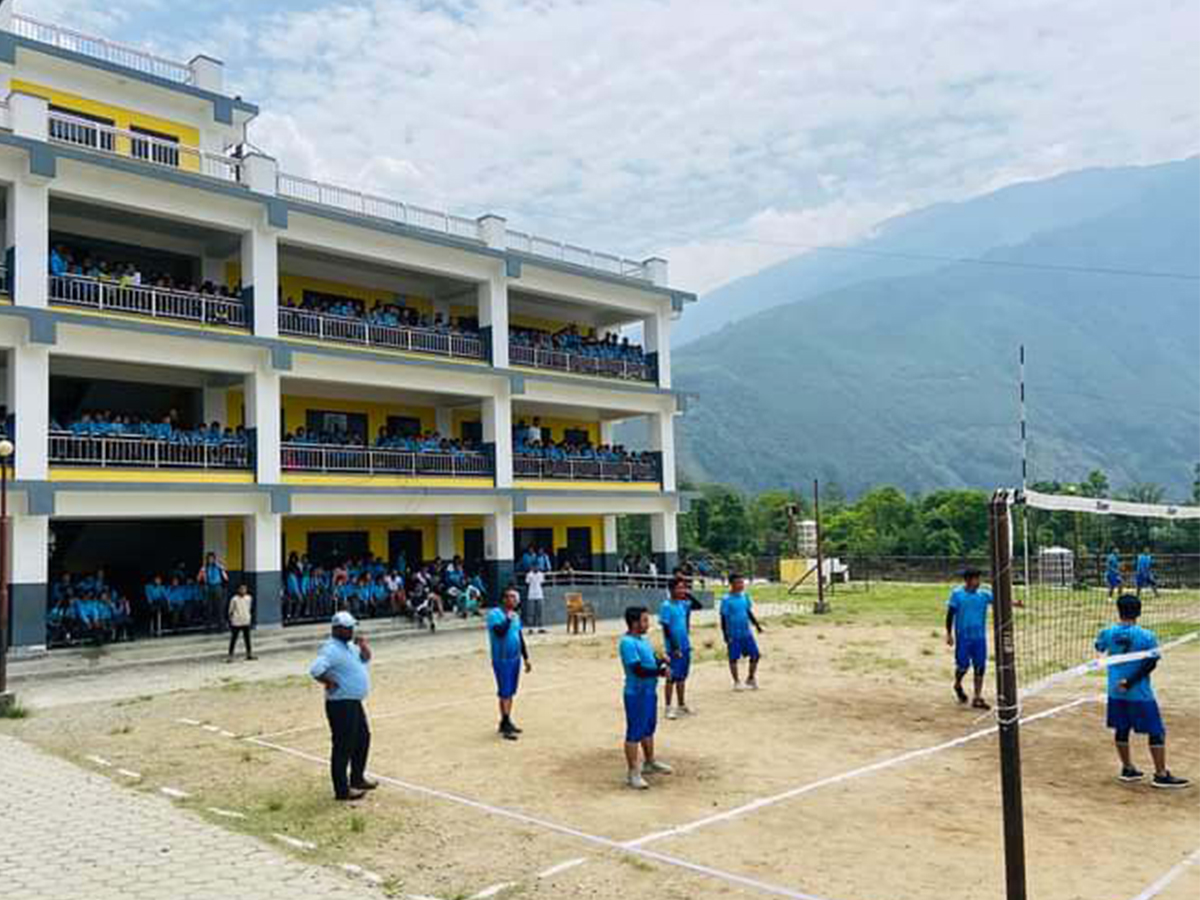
[50,274,249,329]
[11,14,195,85]
[282,444,494,479]
[505,230,650,281]
[508,342,656,383]
[278,307,486,361]
[50,431,252,470]
[514,454,661,484]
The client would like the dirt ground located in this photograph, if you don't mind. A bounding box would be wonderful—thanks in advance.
[4,610,1198,900]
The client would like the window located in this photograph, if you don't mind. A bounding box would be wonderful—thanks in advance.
[564,428,590,446]
[131,125,180,167]
[387,416,422,438]
[461,421,483,444]
[49,105,115,152]
[305,410,368,443]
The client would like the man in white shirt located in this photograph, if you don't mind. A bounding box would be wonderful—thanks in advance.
[524,568,547,634]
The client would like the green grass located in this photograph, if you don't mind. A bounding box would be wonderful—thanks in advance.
[0,701,30,719]
[752,581,956,628]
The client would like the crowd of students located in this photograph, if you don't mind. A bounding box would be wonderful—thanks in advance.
[281,427,483,456]
[45,569,135,645]
[280,294,479,335]
[510,324,648,365]
[49,245,246,301]
[52,412,249,447]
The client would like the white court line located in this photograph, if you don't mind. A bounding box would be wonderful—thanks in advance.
[537,857,588,878]
[470,883,515,899]
[273,833,317,851]
[207,807,247,819]
[245,735,838,900]
[176,718,201,726]
[625,696,1094,848]
[85,754,112,767]
[253,681,573,741]
[1129,847,1200,900]
[116,768,142,779]
[160,786,191,799]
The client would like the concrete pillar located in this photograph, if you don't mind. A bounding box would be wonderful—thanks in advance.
[244,366,280,484]
[201,255,228,289]
[601,514,619,573]
[650,409,677,492]
[478,267,509,368]
[434,406,452,440]
[482,391,513,488]
[9,92,48,142]
[241,153,278,196]
[6,175,49,310]
[244,511,282,627]
[202,384,227,427]
[650,510,679,576]
[188,55,225,93]
[599,419,617,446]
[643,257,669,287]
[203,518,228,563]
[8,343,48,481]
[437,516,455,561]
[241,225,278,338]
[484,507,515,597]
[10,514,48,649]
[643,308,671,388]
[478,214,507,250]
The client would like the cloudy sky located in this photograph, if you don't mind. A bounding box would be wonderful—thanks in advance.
[27,0,1200,293]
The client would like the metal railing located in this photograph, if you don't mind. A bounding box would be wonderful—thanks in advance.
[49,431,251,469]
[278,307,485,359]
[11,14,195,84]
[50,273,249,328]
[0,98,10,131]
[506,229,650,281]
[282,444,494,478]
[509,342,655,382]
[277,172,483,241]
[544,570,675,589]
[47,111,241,181]
[513,455,660,483]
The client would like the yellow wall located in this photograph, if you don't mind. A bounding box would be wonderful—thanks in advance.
[514,515,605,553]
[226,392,475,440]
[278,272,432,318]
[14,79,201,171]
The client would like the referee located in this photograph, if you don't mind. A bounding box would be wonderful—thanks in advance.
[309,612,378,801]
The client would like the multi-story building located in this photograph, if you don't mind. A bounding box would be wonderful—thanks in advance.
[0,6,694,651]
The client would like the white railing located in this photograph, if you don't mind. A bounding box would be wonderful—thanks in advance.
[47,111,241,181]
[50,273,249,328]
[11,14,194,84]
[513,454,660,483]
[544,569,676,589]
[0,99,10,131]
[506,229,650,281]
[508,342,655,382]
[49,432,251,469]
[276,172,483,242]
[278,307,485,359]
[282,444,494,478]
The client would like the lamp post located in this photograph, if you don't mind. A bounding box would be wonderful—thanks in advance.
[0,436,13,708]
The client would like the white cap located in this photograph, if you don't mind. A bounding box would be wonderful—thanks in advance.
[331,611,357,629]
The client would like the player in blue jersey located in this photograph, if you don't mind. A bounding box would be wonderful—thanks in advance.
[620,605,672,789]
[720,574,764,691]
[1095,595,1188,788]
[1105,548,1122,597]
[486,586,532,741]
[945,568,994,710]
[659,578,697,719]
[1135,548,1159,598]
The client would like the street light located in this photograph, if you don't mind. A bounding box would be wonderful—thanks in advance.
[0,436,13,708]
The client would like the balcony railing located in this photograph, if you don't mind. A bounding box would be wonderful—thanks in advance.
[50,432,252,470]
[0,98,10,131]
[47,111,241,181]
[514,455,660,483]
[50,274,249,329]
[506,230,650,281]
[282,444,494,478]
[509,343,656,383]
[278,307,486,360]
[11,14,195,84]
[277,172,483,241]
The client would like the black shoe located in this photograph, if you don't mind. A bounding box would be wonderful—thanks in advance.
[1118,766,1145,783]
[507,722,523,734]
[350,779,378,791]
[1152,771,1191,789]
[954,685,968,704]
[501,730,518,741]
[971,698,990,711]
[335,790,366,801]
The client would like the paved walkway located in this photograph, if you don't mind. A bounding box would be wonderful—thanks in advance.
[0,733,372,900]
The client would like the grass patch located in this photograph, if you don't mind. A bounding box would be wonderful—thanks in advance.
[620,855,656,873]
[108,723,134,736]
[0,701,30,719]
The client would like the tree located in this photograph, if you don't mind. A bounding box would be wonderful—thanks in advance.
[1079,470,1111,499]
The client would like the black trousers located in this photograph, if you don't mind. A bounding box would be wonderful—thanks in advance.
[325,699,371,798]
[228,626,252,657]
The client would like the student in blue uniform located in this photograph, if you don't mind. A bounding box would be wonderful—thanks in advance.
[659,578,695,719]
[486,586,531,741]
[1135,548,1159,598]
[620,605,672,789]
[945,568,993,710]
[1105,548,1122,597]
[1095,595,1188,788]
[720,574,763,691]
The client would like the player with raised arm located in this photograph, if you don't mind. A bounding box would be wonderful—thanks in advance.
[946,568,993,710]
[620,605,672,789]
[1095,595,1188,788]
[720,573,763,691]
[660,578,695,719]
[486,586,532,741]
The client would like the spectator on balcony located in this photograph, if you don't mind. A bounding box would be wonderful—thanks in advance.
[50,245,68,277]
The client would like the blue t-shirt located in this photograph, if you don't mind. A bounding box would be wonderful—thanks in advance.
[720,592,754,641]
[309,637,371,701]
[204,563,224,586]
[1105,553,1120,575]
[619,633,659,695]
[1136,554,1153,577]
[1095,623,1159,702]
[947,586,993,641]
[658,599,691,653]
[486,608,523,662]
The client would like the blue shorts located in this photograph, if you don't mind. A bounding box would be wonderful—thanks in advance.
[668,649,691,682]
[1136,573,1156,588]
[1107,698,1165,739]
[955,636,988,673]
[727,634,760,662]
[1106,571,1122,589]
[492,658,521,700]
[624,690,658,742]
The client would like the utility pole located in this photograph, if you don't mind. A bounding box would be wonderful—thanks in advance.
[813,479,829,615]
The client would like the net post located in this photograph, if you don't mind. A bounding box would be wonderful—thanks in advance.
[813,478,829,614]
[989,489,1027,900]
